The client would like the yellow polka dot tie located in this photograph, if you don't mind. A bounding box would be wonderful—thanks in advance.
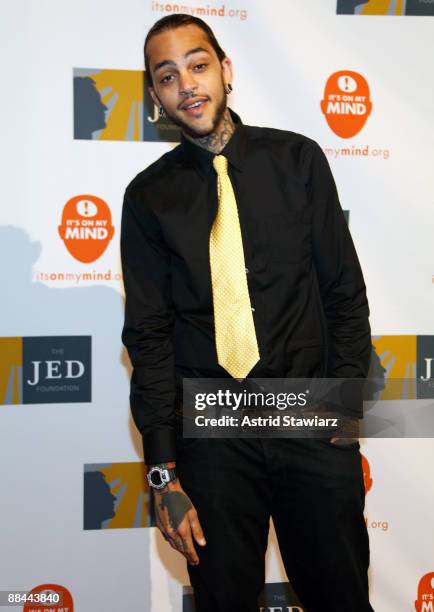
[209,154,260,380]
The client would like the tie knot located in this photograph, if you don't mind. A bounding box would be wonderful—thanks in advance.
[213,154,228,175]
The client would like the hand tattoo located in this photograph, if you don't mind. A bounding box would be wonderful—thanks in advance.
[159,491,192,531]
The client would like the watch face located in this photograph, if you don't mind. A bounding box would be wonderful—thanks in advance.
[149,469,163,487]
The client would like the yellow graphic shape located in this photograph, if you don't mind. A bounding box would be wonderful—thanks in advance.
[361,0,404,15]
[89,69,144,141]
[372,335,416,399]
[100,462,149,528]
[0,338,22,404]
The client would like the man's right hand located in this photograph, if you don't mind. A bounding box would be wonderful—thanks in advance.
[153,479,206,565]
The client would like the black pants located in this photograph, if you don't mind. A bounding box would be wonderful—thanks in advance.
[175,425,374,612]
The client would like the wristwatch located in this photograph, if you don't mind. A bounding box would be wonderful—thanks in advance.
[147,463,177,490]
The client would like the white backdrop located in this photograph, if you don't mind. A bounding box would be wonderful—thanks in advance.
[1,1,433,610]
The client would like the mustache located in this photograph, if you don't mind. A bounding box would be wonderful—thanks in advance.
[178,95,210,110]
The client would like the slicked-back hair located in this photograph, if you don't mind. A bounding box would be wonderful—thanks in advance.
[144,14,226,86]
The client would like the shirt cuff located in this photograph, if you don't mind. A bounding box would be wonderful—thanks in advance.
[142,427,177,466]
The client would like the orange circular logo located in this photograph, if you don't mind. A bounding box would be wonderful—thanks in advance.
[58,194,114,263]
[415,572,434,612]
[23,583,73,611]
[361,454,373,494]
[321,70,372,138]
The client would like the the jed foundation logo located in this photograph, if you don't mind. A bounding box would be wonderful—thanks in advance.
[337,0,434,16]
[73,68,181,142]
[371,335,434,399]
[183,581,303,611]
[0,336,91,405]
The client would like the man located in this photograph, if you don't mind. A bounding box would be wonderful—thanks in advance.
[120,14,373,612]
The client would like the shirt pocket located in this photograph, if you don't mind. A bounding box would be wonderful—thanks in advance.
[266,210,311,263]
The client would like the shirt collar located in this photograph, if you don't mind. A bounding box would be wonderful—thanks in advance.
[180,107,246,178]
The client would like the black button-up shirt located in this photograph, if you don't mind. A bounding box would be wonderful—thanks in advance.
[120,109,371,465]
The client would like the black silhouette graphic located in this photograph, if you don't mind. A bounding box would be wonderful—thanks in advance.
[73,77,108,139]
[337,0,369,14]
[83,471,116,529]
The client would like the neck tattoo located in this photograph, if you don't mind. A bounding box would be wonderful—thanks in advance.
[185,109,235,154]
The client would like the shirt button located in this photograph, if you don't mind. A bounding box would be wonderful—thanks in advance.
[245,267,249,273]
[251,307,255,312]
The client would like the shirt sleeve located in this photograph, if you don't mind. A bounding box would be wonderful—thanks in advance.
[120,186,177,465]
[305,141,372,385]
